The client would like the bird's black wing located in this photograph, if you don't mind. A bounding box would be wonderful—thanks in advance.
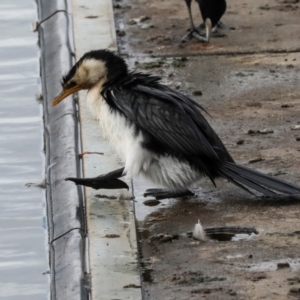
[103,78,233,168]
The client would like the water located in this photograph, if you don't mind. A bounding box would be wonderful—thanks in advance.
[0,0,49,299]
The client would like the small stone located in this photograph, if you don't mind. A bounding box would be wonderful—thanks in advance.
[289,287,300,293]
[296,137,300,141]
[246,102,262,107]
[260,5,270,10]
[132,15,151,24]
[32,21,39,32]
[247,129,273,134]
[281,104,294,108]
[157,233,165,239]
[160,234,174,243]
[139,15,151,22]
[248,157,264,164]
[277,262,290,269]
[141,24,154,29]
[227,289,237,296]
[116,30,126,36]
[235,72,247,77]
[287,277,300,285]
[85,15,98,19]
[143,199,161,206]
[286,64,294,69]
[35,93,43,101]
[258,128,274,134]
[249,273,267,281]
[291,125,300,130]
[236,139,245,145]
[105,234,120,238]
[273,170,287,176]
[171,58,187,68]
[128,19,137,25]
[113,4,122,8]
[123,284,141,288]
[192,90,203,96]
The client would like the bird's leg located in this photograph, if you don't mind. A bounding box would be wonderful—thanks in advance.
[197,23,222,34]
[182,0,206,43]
[186,0,196,29]
[193,18,213,43]
[205,18,212,42]
[208,21,234,38]
[210,25,226,38]
[196,22,205,31]
[66,167,129,190]
[198,21,233,38]
[144,188,194,200]
[216,21,235,31]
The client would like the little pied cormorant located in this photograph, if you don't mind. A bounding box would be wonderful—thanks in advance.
[182,0,235,43]
[52,49,300,200]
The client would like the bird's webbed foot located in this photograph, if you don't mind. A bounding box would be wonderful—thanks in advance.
[216,21,235,31]
[66,167,129,190]
[210,27,226,38]
[181,28,208,43]
[197,22,232,35]
[144,188,194,200]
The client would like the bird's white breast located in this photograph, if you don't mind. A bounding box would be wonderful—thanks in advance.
[86,83,152,174]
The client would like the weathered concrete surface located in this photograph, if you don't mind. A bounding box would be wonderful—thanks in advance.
[113,1,300,299]
[132,53,300,300]
[115,0,300,56]
[71,1,142,299]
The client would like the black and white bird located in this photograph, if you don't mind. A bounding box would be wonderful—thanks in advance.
[182,0,235,43]
[52,49,300,200]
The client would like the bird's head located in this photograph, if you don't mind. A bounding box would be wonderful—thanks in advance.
[52,49,128,106]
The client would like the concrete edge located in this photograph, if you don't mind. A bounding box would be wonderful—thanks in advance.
[37,0,88,299]
[71,0,142,299]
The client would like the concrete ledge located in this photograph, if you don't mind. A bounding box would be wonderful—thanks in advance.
[71,0,142,298]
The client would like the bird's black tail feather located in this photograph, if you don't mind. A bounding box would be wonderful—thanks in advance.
[219,162,300,196]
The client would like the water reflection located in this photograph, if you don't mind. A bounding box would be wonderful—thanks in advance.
[0,0,48,299]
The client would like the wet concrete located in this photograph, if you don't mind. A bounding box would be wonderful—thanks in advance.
[0,0,48,299]
[113,0,300,299]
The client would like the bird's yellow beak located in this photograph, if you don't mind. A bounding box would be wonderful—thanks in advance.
[52,85,83,106]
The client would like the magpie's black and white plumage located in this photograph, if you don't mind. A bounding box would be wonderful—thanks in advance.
[52,49,300,200]
[182,0,235,43]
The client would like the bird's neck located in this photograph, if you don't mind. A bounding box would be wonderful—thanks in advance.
[86,78,106,119]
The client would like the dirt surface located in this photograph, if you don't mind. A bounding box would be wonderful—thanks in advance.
[113,1,300,299]
[114,0,300,56]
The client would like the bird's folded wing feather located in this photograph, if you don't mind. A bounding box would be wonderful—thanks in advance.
[105,83,232,162]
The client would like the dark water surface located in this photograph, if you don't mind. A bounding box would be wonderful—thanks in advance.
[0,0,49,299]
